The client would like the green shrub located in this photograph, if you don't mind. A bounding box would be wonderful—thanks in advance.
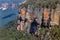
[0,20,60,40]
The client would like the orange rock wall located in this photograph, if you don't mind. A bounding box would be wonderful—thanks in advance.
[53,12,59,25]
[44,8,50,21]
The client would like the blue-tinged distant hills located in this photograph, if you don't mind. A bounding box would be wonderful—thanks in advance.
[0,0,25,3]
[0,0,25,28]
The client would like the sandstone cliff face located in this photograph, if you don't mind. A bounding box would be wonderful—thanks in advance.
[43,8,50,26]
[53,12,59,25]
[43,6,60,26]
[44,8,50,21]
[53,4,60,25]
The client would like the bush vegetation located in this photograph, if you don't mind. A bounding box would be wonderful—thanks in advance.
[0,20,60,40]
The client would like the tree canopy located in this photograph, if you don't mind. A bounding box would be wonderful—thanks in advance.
[20,0,60,9]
